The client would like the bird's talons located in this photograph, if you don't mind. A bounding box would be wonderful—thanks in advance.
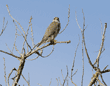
[54,39,57,43]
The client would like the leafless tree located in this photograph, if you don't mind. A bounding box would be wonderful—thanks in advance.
[76,9,110,86]
[1,4,110,86]
[1,5,70,86]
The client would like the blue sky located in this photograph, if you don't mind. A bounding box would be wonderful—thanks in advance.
[0,0,110,86]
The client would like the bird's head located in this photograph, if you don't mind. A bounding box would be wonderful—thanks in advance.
[53,17,60,23]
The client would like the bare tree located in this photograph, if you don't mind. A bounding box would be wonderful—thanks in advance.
[76,9,110,86]
[1,5,70,86]
[1,4,110,86]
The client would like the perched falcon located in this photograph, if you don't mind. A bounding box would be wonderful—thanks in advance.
[37,17,61,47]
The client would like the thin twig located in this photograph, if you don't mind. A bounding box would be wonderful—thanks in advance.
[94,23,107,67]
[70,35,79,86]
[22,74,30,86]
[62,66,68,86]
[75,11,82,31]
[81,9,85,86]
[28,73,30,86]
[5,43,12,54]
[30,16,35,47]
[49,78,52,86]
[56,78,59,86]
[12,27,17,53]
[0,50,21,60]
[35,45,54,58]
[6,5,25,34]
[0,17,8,36]
[25,40,71,59]
[59,5,70,34]
[100,75,107,86]
[25,16,33,53]
[3,57,7,86]
[37,83,42,86]
[103,65,108,71]
[61,69,64,81]
[58,77,62,86]
[8,68,17,86]
[99,19,103,36]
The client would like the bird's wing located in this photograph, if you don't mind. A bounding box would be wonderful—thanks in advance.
[42,22,59,40]
[37,22,60,47]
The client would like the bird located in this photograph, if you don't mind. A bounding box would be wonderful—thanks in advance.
[37,17,61,47]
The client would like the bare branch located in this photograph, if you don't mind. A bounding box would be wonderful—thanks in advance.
[8,68,17,86]
[99,19,103,36]
[55,40,71,44]
[12,28,17,53]
[62,66,68,86]
[30,16,35,47]
[21,74,30,86]
[88,72,99,86]
[75,11,82,31]
[0,17,8,36]
[49,78,52,86]
[94,23,107,67]
[37,83,42,86]
[70,35,79,86]
[101,69,110,73]
[61,69,64,81]
[103,65,108,71]
[25,16,33,52]
[35,45,55,58]
[76,10,97,71]
[100,75,107,86]
[58,77,62,86]
[56,78,59,86]
[28,73,30,86]
[6,5,25,34]
[0,50,21,60]
[26,49,43,61]
[3,57,7,86]
[72,69,78,77]
[97,78,105,86]
[13,57,25,86]
[81,9,85,86]
[26,40,71,59]
[59,5,70,34]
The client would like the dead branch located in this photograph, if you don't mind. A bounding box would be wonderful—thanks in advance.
[62,66,69,86]
[0,50,21,60]
[21,74,30,86]
[6,5,25,34]
[37,83,42,86]
[3,57,7,86]
[59,5,70,34]
[94,23,107,67]
[49,78,52,86]
[0,17,8,36]
[75,9,85,86]
[70,35,79,86]
[76,9,110,86]
[56,78,59,86]
[13,57,25,86]
[8,68,17,86]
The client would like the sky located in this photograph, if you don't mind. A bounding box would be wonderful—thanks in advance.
[0,0,110,86]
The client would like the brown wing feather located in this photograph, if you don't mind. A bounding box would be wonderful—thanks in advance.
[37,21,60,47]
